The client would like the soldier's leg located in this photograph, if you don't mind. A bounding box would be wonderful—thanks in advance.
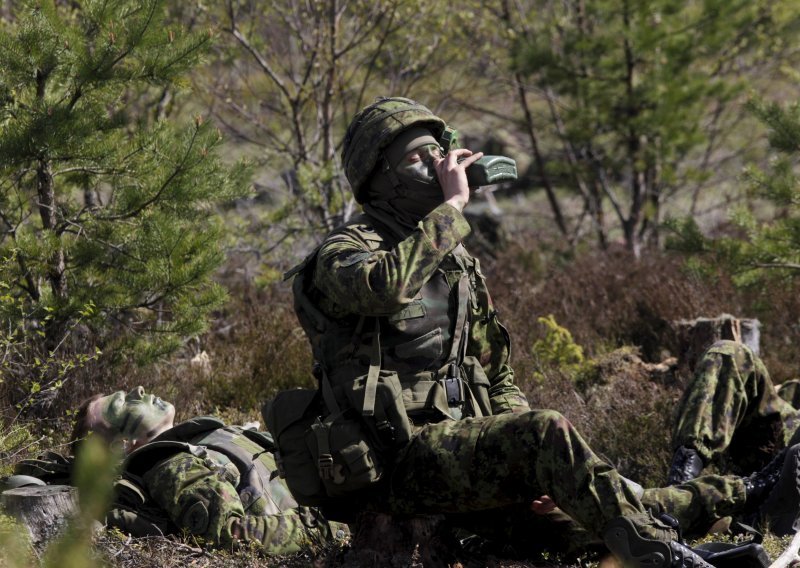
[445,504,601,560]
[642,475,745,539]
[385,410,713,567]
[387,410,645,534]
[758,442,800,536]
[671,340,797,479]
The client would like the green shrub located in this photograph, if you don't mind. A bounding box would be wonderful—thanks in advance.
[531,315,585,383]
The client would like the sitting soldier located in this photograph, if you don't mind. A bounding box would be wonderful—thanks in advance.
[272,96,784,568]
[13,386,346,554]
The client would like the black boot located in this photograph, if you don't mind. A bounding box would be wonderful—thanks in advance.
[603,515,714,568]
[743,448,787,511]
[667,446,704,486]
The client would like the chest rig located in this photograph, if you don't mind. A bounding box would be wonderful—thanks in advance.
[287,215,485,425]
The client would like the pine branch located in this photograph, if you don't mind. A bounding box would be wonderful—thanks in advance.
[96,125,201,221]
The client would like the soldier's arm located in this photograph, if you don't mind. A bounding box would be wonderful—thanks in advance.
[232,506,345,554]
[142,453,326,552]
[315,202,471,315]
[469,275,530,414]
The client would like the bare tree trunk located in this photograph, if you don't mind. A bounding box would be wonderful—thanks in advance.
[499,0,568,237]
[36,158,67,300]
[34,67,67,301]
[622,0,643,258]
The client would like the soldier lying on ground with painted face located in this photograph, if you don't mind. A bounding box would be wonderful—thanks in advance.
[667,339,800,534]
[270,97,789,568]
[12,386,346,554]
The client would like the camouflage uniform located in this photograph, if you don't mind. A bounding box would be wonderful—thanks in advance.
[672,340,800,474]
[113,418,344,553]
[308,201,677,545]
[447,474,746,557]
[282,96,731,567]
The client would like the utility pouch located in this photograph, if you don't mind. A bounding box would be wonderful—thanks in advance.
[461,355,492,417]
[338,369,413,453]
[308,410,383,497]
[263,389,329,506]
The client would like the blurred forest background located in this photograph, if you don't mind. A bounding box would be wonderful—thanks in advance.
[3,0,800,562]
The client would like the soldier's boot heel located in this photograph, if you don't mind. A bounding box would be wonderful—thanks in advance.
[604,516,670,568]
[603,516,714,568]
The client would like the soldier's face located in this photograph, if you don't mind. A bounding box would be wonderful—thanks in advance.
[89,386,175,450]
[395,143,443,187]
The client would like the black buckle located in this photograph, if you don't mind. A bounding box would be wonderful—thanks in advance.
[377,421,396,446]
[318,454,334,480]
[442,363,464,407]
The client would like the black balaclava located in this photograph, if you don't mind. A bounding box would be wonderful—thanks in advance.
[363,127,444,232]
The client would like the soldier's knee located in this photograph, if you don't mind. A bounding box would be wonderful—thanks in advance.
[525,409,571,434]
[701,340,756,371]
[705,339,752,357]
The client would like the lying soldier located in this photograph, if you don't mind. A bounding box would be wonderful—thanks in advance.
[12,386,346,553]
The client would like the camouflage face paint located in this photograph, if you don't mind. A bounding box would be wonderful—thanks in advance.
[395,143,443,188]
[94,386,175,442]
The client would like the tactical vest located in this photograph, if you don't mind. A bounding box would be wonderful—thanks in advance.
[111,417,297,536]
[286,214,493,426]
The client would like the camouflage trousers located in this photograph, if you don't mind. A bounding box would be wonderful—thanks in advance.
[672,340,800,474]
[436,474,745,558]
[375,410,665,547]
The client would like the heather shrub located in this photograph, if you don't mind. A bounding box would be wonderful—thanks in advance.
[527,347,679,487]
[193,282,313,412]
[493,244,743,367]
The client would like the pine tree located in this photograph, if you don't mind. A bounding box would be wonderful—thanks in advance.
[672,100,800,286]
[0,0,250,359]
[514,0,795,255]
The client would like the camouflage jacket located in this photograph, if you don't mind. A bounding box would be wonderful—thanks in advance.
[306,202,529,422]
[10,418,343,553]
[112,416,343,553]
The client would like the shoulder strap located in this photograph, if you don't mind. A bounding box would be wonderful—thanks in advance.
[363,319,382,417]
[124,440,199,477]
[447,274,471,365]
[157,416,226,442]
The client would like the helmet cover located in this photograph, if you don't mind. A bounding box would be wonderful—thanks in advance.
[341,96,446,203]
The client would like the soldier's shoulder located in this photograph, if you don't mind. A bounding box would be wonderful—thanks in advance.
[324,214,387,247]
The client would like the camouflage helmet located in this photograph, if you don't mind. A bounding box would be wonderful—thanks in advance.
[342,97,447,203]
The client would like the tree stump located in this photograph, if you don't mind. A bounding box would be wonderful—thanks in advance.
[1,485,78,545]
[672,314,761,373]
[343,511,461,568]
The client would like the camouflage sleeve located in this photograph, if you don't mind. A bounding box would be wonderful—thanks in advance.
[142,452,331,552]
[315,202,471,315]
[469,269,529,414]
[234,507,348,555]
[487,361,530,414]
